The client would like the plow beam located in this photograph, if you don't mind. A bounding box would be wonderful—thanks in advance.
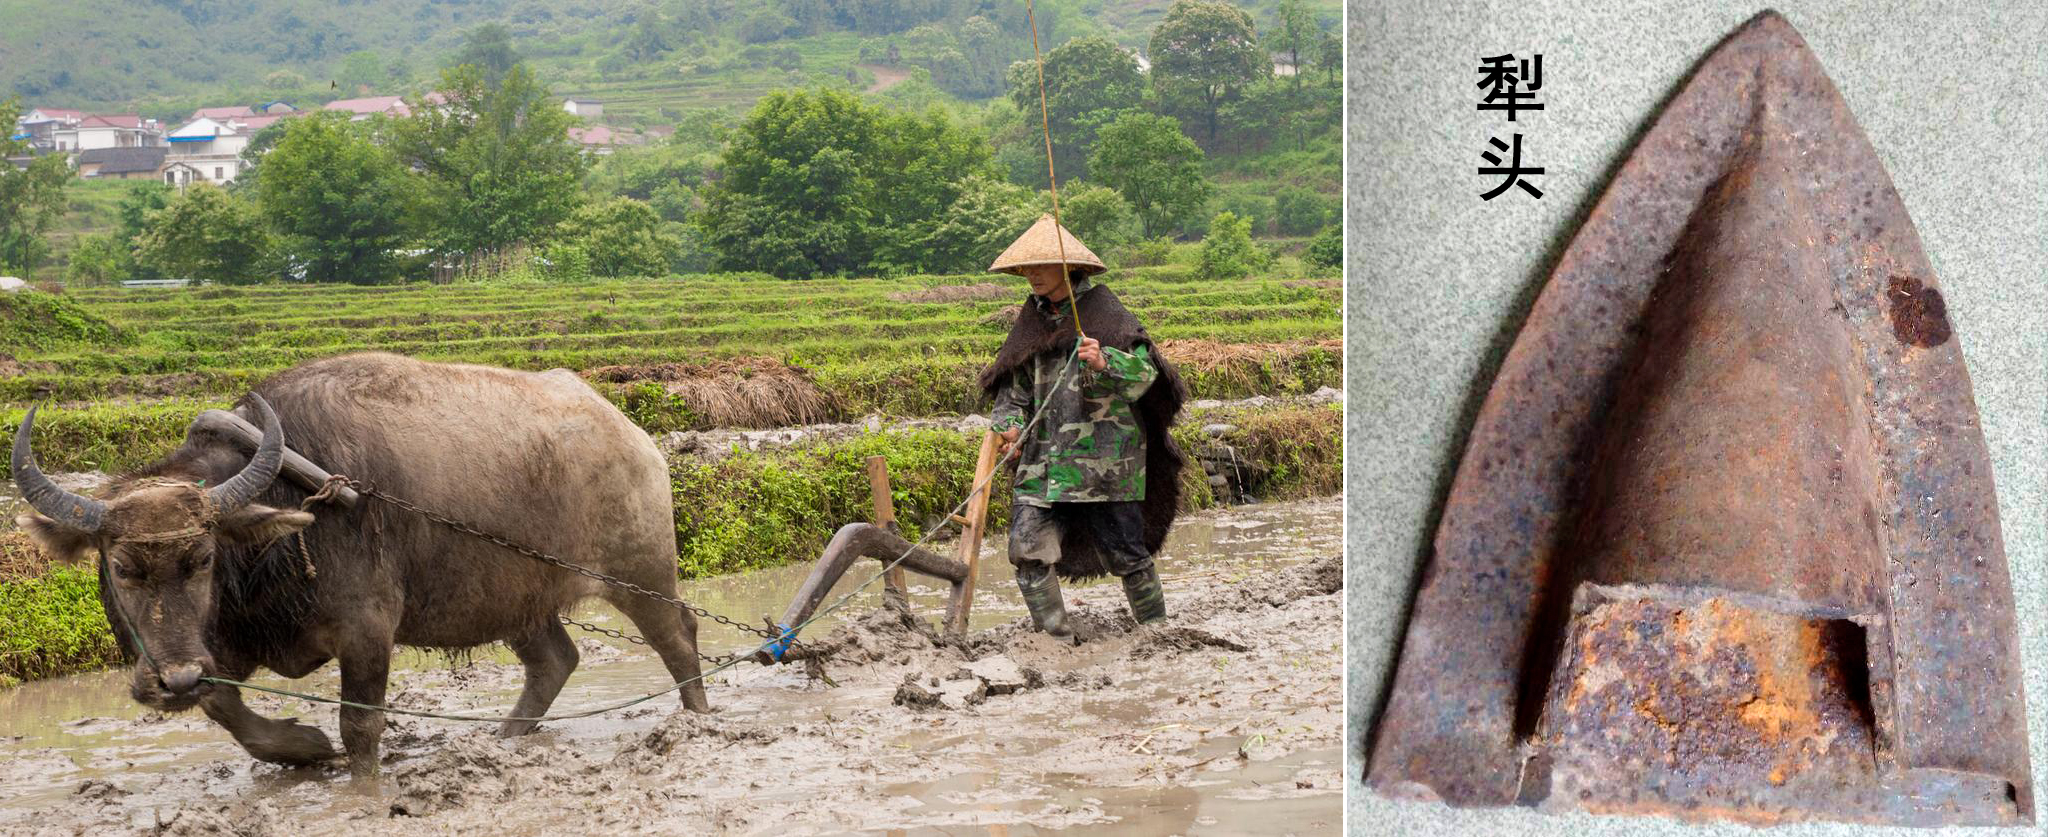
[757,522,970,664]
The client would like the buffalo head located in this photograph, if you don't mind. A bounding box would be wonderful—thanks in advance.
[14,395,313,710]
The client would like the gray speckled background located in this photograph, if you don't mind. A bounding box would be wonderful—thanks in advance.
[1344,2,2048,835]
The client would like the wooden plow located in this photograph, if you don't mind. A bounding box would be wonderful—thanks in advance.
[758,431,1002,662]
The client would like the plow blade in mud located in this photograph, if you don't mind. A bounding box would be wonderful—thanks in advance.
[1366,11,2031,828]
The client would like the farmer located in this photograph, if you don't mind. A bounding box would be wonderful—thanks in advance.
[979,215,1189,639]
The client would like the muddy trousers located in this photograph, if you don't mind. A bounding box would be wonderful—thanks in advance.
[1009,501,1167,630]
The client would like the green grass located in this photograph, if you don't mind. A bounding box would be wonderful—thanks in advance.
[0,564,120,688]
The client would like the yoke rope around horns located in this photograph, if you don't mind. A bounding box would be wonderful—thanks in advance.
[117,353,1084,726]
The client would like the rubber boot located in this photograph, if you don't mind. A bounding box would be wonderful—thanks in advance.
[1122,565,1168,625]
[1015,563,1074,640]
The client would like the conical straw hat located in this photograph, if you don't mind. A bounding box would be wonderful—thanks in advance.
[988,214,1107,276]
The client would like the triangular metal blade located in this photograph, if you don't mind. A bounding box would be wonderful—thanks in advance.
[1366,10,2031,827]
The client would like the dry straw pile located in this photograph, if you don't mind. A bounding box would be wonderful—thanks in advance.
[587,358,838,428]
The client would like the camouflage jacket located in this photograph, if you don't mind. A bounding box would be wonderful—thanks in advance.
[990,281,1160,506]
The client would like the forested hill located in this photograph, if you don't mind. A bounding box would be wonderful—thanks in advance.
[0,0,1334,114]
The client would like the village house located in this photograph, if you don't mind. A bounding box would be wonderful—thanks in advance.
[188,102,295,122]
[152,103,297,185]
[73,115,163,151]
[567,124,647,156]
[76,146,170,179]
[13,107,168,161]
[324,95,410,120]
[13,108,84,153]
[322,93,446,121]
[563,98,604,118]
[162,117,254,184]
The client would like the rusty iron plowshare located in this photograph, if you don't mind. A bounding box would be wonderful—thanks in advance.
[1365,10,2032,828]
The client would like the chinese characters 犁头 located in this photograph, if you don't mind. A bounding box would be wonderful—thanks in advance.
[1478,53,1544,200]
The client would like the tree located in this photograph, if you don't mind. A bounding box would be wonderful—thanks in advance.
[1273,186,1329,235]
[335,50,385,93]
[961,17,1017,97]
[0,98,73,275]
[696,88,996,278]
[114,182,174,280]
[1270,0,1320,90]
[554,197,677,277]
[1221,74,1338,152]
[737,7,798,44]
[1004,36,1143,183]
[1149,0,1265,147]
[1088,111,1211,237]
[134,184,272,284]
[1056,183,1140,257]
[390,63,587,257]
[230,117,295,194]
[916,174,1038,275]
[65,234,129,284]
[1196,210,1267,279]
[257,113,418,284]
[452,24,520,86]
[1305,223,1341,271]
[1315,31,1342,87]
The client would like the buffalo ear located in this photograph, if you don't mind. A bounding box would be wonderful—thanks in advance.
[17,513,98,564]
[214,504,315,546]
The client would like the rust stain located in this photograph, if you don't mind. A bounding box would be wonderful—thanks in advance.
[1886,275,1952,348]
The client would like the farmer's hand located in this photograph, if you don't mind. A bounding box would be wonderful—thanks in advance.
[1077,337,1106,372]
[994,427,1021,458]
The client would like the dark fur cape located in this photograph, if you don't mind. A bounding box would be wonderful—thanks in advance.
[978,283,1188,580]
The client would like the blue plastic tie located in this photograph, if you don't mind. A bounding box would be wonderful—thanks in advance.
[764,624,796,662]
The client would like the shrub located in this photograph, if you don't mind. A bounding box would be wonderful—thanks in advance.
[1274,187,1331,236]
[555,198,678,278]
[1306,224,1342,271]
[1218,192,1274,236]
[1057,183,1142,258]
[1197,211,1270,279]
[537,242,593,282]
[64,233,130,285]
[1121,236,1179,267]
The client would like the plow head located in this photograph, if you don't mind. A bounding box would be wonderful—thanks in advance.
[1366,11,2031,827]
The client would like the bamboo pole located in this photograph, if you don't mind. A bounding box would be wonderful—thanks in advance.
[944,431,1002,637]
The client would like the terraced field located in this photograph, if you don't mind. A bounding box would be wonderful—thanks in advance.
[5,269,1338,444]
[0,270,1341,685]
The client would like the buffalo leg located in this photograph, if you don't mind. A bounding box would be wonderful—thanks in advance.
[201,686,338,766]
[499,619,579,738]
[608,589,710,712]
[336,637,393,777]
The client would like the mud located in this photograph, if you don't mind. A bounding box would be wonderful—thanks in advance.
[0,499,1340,835]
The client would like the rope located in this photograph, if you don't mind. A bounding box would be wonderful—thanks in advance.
[1024,0,1085,339]
[146,353,1081,726]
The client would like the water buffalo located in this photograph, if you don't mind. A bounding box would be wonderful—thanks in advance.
[13,352,710,775]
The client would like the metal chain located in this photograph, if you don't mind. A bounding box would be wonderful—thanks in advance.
[557,614,646,646]
[554,616,743,666]
[321,475,803,653]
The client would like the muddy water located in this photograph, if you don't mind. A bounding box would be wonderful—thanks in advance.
[0,499,1340,834]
